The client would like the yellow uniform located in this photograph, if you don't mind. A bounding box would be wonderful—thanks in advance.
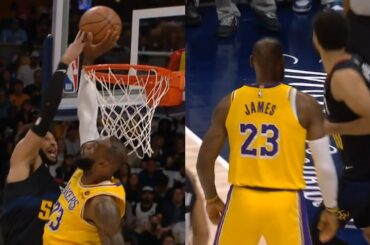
[43,169,126,245]
[215,83,312,245]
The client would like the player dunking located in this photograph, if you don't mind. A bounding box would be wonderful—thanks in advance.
[43,30,128,245]
[312,12,370,243]
[196,38,339,244]
[0,32,86,245]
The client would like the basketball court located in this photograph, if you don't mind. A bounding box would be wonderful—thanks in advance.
[186,2,368,244]
[186,128,233,245]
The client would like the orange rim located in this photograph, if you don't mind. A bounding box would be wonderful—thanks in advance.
[84,64,184,107]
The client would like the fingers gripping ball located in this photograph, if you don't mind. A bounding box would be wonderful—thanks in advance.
[79,6,122,44]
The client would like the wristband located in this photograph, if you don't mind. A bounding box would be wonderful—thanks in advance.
[325,207,339,213]
[57,62,69,70]
[206,195,219,203]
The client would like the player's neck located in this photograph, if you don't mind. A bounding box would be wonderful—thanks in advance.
[255,71,281,85]
[321,49,349,74]
[32,155,43,172]
[255,77,281,86]
[81,171,108,185]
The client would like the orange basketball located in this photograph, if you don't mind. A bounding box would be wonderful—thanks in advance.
[79,6,122,44]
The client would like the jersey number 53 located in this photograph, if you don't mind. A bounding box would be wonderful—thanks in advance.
[240,123,279,158]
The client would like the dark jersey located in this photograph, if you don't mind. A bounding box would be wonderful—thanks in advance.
[1,164,60,245]
[324,55,370,180]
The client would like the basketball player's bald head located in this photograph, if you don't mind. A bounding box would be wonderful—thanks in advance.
[252,38,283,65]
[251,38,284,82]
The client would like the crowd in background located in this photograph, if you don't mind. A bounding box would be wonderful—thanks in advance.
[0,0,185,244]
[186,0,343,37]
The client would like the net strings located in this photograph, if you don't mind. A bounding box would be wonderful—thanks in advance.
[85,67,170,159]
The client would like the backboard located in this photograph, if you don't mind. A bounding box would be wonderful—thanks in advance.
[42,0,185,120]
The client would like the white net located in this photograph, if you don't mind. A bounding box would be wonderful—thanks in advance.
[84,66,170,159]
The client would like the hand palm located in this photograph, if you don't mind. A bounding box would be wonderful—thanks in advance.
[83,31,119,63]
[206,199,225,225]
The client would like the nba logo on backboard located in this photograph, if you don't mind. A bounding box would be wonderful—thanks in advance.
[64,56,79,93]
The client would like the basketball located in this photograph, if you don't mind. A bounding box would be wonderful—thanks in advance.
[79,6,122,44]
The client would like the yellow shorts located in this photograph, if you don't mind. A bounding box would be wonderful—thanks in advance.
[214,186,312,245]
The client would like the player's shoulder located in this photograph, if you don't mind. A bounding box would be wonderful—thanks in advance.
[89,194,116,206]
[214,93,232,115]
[299,91,322,113]
[85,194,121,222]
[295,91,322,127]
[296,90,317,106]
[85,194,117,214]
[331,68,364,87]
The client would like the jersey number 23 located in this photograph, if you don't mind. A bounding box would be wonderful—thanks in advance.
[240,123,279,158]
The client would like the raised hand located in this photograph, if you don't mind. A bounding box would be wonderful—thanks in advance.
[83,30,119,65]
[61,31,86,65]
[206,196,225,225]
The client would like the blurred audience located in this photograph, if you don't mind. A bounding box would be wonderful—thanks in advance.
[162,186,185,226]
[55,154,77,186]
[10,79,29,109]
[24,69,42,107]
[119,163,131,186]
[16,51,40,87]
[154,174,171,206]
[0,89,10,131]
[139,158,167,188]
[127,173,142,204]
[161,233,176,245]
[64,124,80,156]
[0,70,15,93]
[132,186,162,232]
[164,135,184,171]
[138,214,166,245]
[345,0,370,63]
[0,19,27,44]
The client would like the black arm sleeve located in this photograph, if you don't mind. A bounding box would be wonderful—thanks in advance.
[31,62,68,137]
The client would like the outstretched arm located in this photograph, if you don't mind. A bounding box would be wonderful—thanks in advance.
[77,69,99,146]
[9,31,85,181]
[78,31,118,153]
[325,69,370,135]
[85,195,124,245]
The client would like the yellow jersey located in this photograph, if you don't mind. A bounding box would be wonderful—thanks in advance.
[43,169,126,245]
[225,83,307,190]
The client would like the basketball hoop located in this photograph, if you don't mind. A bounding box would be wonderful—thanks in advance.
[83,64,184,158]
